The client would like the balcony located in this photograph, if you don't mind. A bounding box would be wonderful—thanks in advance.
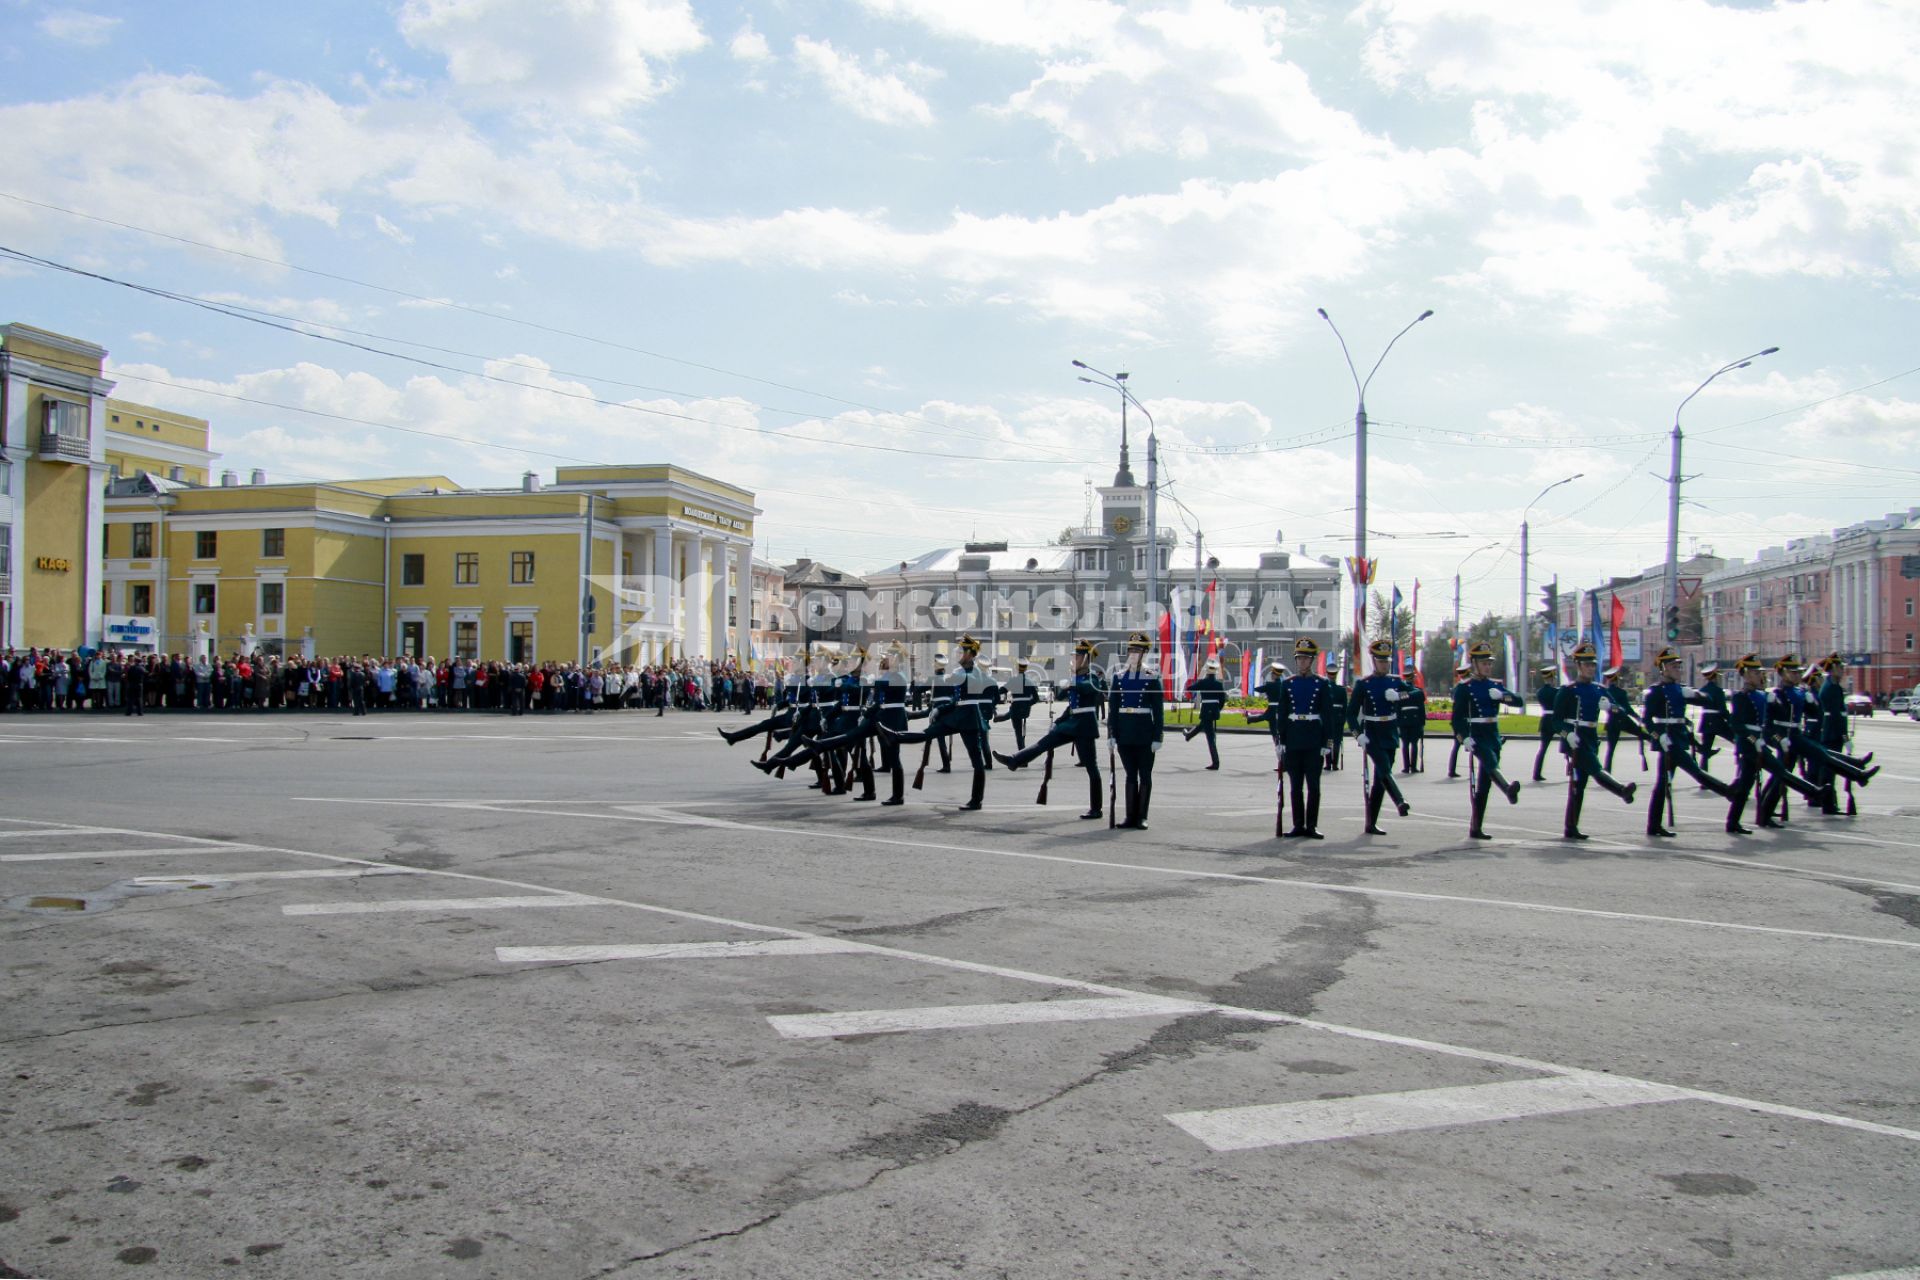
[37,426,90,463]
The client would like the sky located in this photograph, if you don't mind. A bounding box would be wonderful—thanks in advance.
[3,0,1917,629]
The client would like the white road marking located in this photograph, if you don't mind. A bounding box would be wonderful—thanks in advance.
[132,868,420,884]
[497,939,873,963]
[18,812,1920,1149]
[0,846,265,862]
[1831,1270,1920,1279]
[0,826,121,839]
[769,996,1212,1039]
[1166,1073,1694,1151]
[281,894,603,916]
[325,799,1920,952]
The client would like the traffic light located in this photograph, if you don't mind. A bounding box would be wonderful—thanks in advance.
[1538,582,1557,625]
[1664,603,1680,643]
[582,591,598,634]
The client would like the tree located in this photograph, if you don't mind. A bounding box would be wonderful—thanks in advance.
[1056,526,1078,546]
[1367,589,1415,649]
[1421,632,1457,691]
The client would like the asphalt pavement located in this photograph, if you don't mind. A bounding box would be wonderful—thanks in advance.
[2,709,1918,1279]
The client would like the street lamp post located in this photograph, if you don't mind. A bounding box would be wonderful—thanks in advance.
[1520,474,1582,675]
[1665,347,1779,646]
[1452,540,1503,642]
[1074,360,1159,629]
[1318,307,1434,682]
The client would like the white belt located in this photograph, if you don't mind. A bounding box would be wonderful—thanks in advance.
[1119,706,1153,714]
[1468,716,1498,724]
[959,698,993,706]
[1362,714,1395,722]
[1650,717,1683,725]
[1570,718,1598,727]
[1067,707,1099,715]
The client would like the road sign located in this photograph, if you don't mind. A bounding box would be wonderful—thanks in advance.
[1678,577,1702,600]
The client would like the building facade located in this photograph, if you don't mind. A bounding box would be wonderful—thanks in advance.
[845,445,1341,681]
[102,465,758,665]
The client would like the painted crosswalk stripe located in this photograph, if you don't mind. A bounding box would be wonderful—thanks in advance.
[1167,1073,1694,1151]
[0,846,264,862]
[133,868,420,884]
[0,827,121,839]
[1831,1269,1920,1279]
[769,995,1213,1039]
[282,894,602,916]
[497,939,873,963]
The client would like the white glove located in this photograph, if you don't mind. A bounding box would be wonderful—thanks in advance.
[1659,734,1672,751]
[1487,687,1506,700]
[1151,740,1161,753]
[1680,686,1696,698]
[1385,689,1402,702]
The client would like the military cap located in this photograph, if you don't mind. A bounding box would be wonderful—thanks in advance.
[1653,647,1681,665]
[1775,652,1802,671]
[1603,665,1624,679]
[1538,664,1557,676]
[1367,638,1393,659]
[1294,636,1320,657]
[1268,658,1287,672]
[1126,631,1152,652]
[957,634,981,654]
[1701,662,1721,676]
[1570,641,1598,662]
[1016,658,1030,668]
[934,651,948,663]
[1203,658,1221,672]
[1074,638,1099,657]
[1467,641,1495,660]
[1820,651,1844,671]
[1735,652,1764,672]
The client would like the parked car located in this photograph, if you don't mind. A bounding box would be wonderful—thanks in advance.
[1890,693,1912,716]
[1847,693,1875,717]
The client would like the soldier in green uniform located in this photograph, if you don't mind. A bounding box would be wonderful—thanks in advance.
[1450,641,1524,840]
[1601,665,1647,773]
[1532,664,1561,783]
[1108,632,1165,830]
[1348,639,1413,834]
[1552,642,1638,841]
[1323,674,1348,773]
[1182,658,1226,770]
[1244,657,1290,832]
[1446,660,1471,778]
[1003,658,1041,751]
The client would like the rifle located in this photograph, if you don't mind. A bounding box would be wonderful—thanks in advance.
[1107,723,1117,830]
[1274,741,1287,838]
[913,735,934,791]
[1358,727,1371,814]
[1037,748,1054,805]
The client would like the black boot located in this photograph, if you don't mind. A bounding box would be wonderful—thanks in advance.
[882,768,905,806]
[959,770,985,811]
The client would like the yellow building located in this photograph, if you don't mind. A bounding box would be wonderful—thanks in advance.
[105,399,218,487]
[1,323,114,650]
[103,466,759,664]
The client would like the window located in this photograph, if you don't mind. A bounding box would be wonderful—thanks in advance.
[454,551,479,585]
[260,582,285,615]
[509,621,533,663]
[130,583,152,615]
[194,583,217,614]
[454,619,479,660]
[401,621,424,659]
[1076,548,1106,572]
[41,398,89,446]
[511,550,535,584]
[1907,633,1915,652]
[402,553,425,586]
[195,530,218,559]
[1907,599,1915,617]
[263,528,286,557]
[131,522,153,558]
[0,525,9,577]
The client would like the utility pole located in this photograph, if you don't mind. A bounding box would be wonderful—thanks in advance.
[1666,348,1778,647]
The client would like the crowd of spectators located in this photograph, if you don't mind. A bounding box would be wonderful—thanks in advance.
[0,649,773,716]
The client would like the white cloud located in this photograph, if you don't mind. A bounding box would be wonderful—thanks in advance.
[729,23,771,63]
[38,9,120,46]
[201,292,355,327]
[373,213,413,244]
[791,37,935,127]
[397,0,706,117]
[855,0,1120,55]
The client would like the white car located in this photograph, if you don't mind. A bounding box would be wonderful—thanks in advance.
[1890,693,1912,716]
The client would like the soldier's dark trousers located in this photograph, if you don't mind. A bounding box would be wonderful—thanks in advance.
[1533,733,1555,782]
[1757,742,1823,821]
[1010,714,1028,751]
[1698,717,1729,762]
[1401,732,1420,774]
[1569,743,1632,801]
[1364,741,1404,827]
[1285,752,1323,833]
[1448,737,1463,778]
[1117,742,1154,825]
[1603,727,1622,771]
[1726,741,1762,831]
[1194,721,1219,768]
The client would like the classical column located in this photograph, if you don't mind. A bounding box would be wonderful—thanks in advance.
[650,526,674,658]
[733,541,752,663]
[686,535,709,660]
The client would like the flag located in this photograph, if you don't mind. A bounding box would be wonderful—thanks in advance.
[1389,584,1405,669]
[1158,603,1177,699]
[1590,590,1604,658]
[1608,593,1626,668]
[1505,632,1520,693]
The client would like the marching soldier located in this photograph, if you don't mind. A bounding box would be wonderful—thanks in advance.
[1759,654,1875,823]
[1183,658,1227,770]
[1324,675,1348,772]
[719,653,801,750]
[1446,660,1471,778]
[1725,653,1820,832]
[1552,642,1638,840]
[1451,641,1524,840]
[1397,679,1427,774]
[1642,647,1732,837]
[1600,665,1646,772]
[1815,654,1862,815]
[1348,639,1412,834]
[1003,658,1041,751]
[994,639,1106,820]
[1108,632,1164,829]
[888,634,994,811]
[1244,657,1290,832]
[1278,638,1334,839]
[1532,664,1561,783]
[1694,663,1731,765]
[761,646,908,804]
[925,651,955,773]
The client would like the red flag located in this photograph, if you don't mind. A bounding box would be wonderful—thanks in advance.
[1158,607,1175,699]
[1608,593,1626,668]
[1315,649,1327,677]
